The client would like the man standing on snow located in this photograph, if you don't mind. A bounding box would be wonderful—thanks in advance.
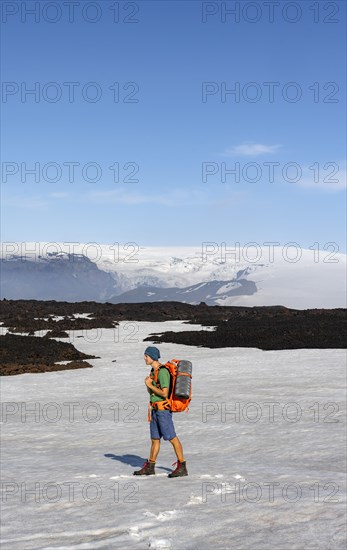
[133,346,188,478]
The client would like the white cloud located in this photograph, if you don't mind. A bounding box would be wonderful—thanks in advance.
[294,164,346,191]
[84,187,247,208]
[224,143,281,157]
[2,196,49,209]
[86,189,175,205]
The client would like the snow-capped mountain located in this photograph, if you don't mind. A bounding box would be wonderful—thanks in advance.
[1,242,346,308]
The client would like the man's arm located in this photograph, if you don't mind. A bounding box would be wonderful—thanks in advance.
[145,369,170,399]
[149,385,169,399]
[145,377,169,399]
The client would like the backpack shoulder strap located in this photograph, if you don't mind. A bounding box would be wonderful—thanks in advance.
[152,365,170,384]
[158,365,173,397]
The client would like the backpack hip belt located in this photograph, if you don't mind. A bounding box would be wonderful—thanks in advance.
[151,400,171,411]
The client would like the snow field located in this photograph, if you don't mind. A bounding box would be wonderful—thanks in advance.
[1,321,346,549]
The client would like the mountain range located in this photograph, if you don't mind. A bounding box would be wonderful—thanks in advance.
[1,243,346,308]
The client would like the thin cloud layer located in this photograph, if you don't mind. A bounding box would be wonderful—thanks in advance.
[224,143,281,156]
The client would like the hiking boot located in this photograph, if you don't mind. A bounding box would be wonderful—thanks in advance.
[133,460,155,476]
[168,460,188,478]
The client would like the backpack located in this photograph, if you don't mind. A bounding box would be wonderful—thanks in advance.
[149,359,192,414]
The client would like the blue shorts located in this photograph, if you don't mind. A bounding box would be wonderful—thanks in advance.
[150,409,177,441]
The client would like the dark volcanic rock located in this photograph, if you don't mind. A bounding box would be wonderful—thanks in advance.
[0,299,346,351]
[1,361,93,376]
[44,330,69,338]
[145,308,347,350]
[0,299,217,330]
[0,334,98,376]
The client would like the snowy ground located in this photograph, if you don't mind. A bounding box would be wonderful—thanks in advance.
[1,321,346,550]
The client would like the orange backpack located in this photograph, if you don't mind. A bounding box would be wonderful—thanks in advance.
[149,359,192,417]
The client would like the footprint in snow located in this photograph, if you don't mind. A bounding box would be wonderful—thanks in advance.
[148,537,172,549]
[144,510,180,521]
[186,494,203,506]
[128,526,141,539]
[128,525,141,539]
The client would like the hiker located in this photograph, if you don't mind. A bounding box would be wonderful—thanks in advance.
[133,346,188,478]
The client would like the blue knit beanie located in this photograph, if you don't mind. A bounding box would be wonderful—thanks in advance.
[144,346,160,361]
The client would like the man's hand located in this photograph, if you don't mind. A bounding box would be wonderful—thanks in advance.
[145,375,168,399]
[145,376,153,389]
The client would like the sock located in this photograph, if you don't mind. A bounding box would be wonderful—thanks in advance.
[149,459,156,463]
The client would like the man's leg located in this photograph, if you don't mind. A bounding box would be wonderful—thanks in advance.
[149,409,161,463]
[149,438,161,462]
[169,436,185,462]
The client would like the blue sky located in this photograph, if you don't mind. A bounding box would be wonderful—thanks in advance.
[1,0,346,251]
